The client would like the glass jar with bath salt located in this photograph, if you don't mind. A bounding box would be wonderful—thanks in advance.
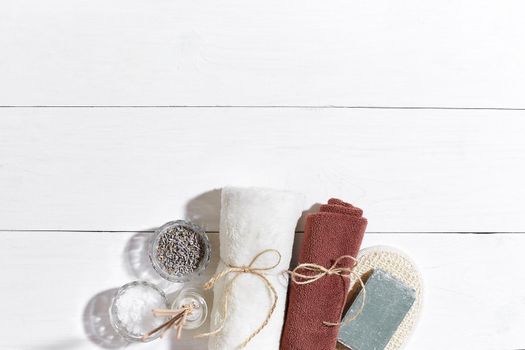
[109,281,169,342]
[149,220,211,283]
[171,287,208,330]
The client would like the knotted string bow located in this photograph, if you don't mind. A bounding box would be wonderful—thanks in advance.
[287,255,367,326]
[142,303,196,341]
[196,249,282,349]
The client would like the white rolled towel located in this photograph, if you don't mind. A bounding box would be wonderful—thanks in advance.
[207,187,304,350]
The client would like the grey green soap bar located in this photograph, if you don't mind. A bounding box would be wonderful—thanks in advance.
[338,269,416,350]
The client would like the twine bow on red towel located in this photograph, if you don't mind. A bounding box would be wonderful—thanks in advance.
[287,255,367,326]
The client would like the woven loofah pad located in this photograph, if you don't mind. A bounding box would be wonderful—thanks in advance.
[336,246,423,350]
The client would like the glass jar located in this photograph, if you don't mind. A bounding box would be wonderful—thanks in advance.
[149,220,211,282]
[171,287,208,329]
[109,281,169,342]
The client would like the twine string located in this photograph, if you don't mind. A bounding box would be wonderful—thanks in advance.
[142,303,195,341]
[195,249,282,349]
[287,255,367,326]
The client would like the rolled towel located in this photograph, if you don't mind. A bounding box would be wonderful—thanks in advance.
[280,199,367,350]
[207,187,304,350]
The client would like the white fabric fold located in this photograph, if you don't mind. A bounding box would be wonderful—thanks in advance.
[208,186,304,350]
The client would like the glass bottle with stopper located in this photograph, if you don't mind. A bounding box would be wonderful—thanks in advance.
[109,282,208,342]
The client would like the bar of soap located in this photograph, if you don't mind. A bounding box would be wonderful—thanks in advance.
[338,269,416,350]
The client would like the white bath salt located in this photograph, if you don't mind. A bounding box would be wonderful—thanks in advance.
[115,284,167,336]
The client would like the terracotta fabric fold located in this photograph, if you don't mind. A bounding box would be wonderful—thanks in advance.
[280,199,367,350]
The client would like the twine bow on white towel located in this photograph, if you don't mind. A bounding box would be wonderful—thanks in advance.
[196,249,282,349]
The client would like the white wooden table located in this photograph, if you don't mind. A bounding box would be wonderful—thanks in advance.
[1,1,525,349]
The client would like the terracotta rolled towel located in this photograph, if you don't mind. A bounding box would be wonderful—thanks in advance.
[280,199,367,350]
[208,187,304,350]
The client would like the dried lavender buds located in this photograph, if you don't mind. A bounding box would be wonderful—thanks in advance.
[149,221,210,282]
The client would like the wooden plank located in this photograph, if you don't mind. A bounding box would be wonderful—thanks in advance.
[1,108,525,232]
[1,0,525,107]
[0,231,522,349]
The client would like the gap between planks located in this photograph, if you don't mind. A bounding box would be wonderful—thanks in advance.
[1,105,525,110]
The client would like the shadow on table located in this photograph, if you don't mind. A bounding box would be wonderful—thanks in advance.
[289,203,321,267]
[185,188,222,231]
[35,338,87,350]
[295,202,321,232]
[83,288,128,349]
[124,231,156,281]
[123,231,184,293]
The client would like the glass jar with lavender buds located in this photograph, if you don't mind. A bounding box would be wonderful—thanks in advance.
[149,220,211,282]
